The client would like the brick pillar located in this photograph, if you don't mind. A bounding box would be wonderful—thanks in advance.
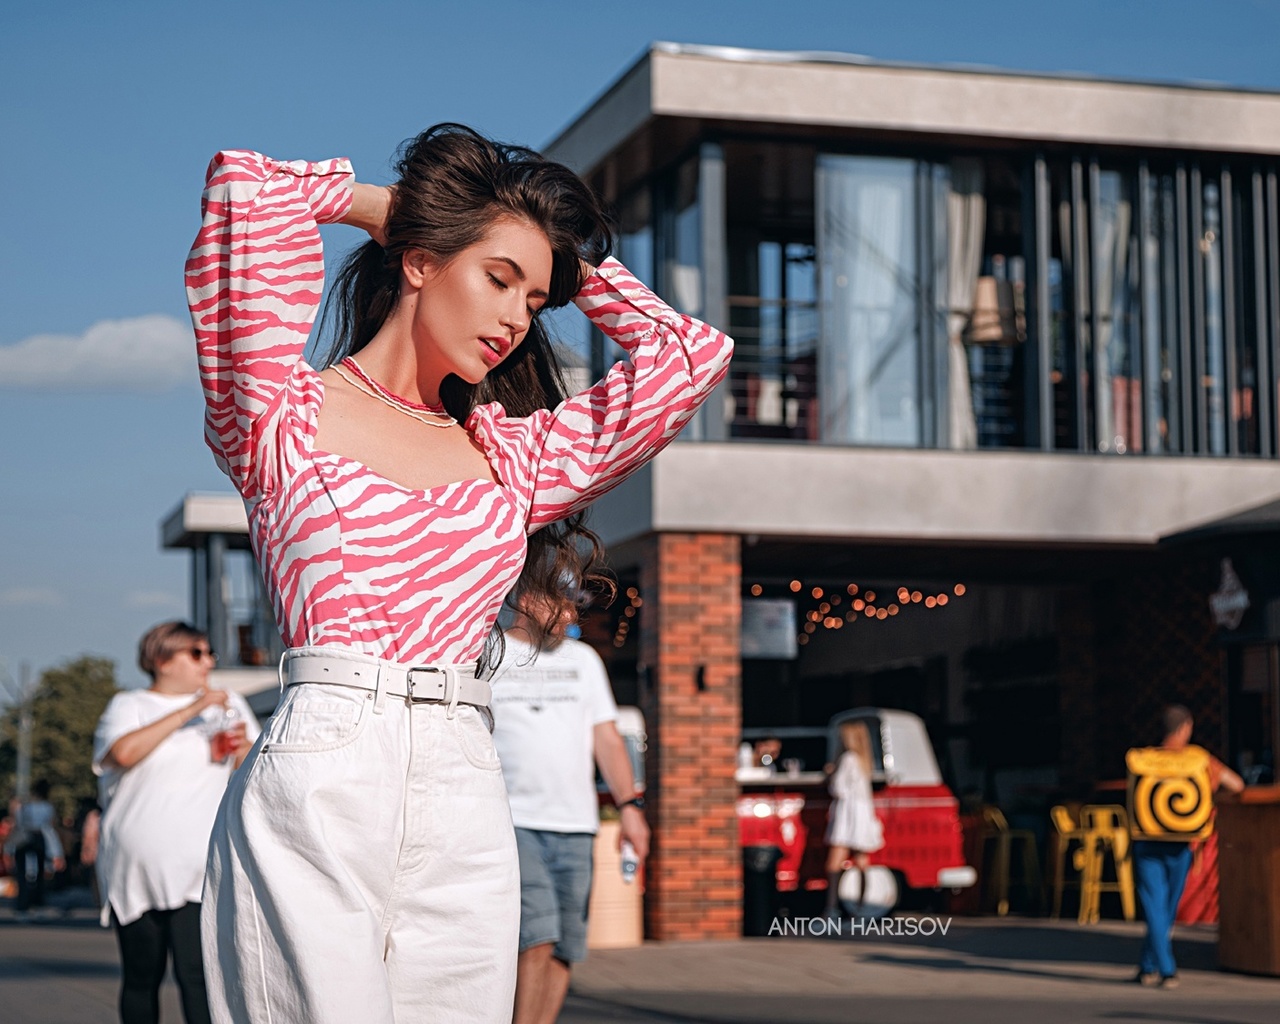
[638,533,742,940]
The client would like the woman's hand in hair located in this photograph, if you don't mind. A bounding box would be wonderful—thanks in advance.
[343,183,396,246]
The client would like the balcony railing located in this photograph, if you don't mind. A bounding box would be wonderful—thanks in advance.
[726,296,820,441]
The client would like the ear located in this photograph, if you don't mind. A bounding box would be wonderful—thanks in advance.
[402,248,431,289]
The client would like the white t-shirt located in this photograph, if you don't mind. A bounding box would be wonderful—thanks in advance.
[490,636,618,834]
[92,688,259,927]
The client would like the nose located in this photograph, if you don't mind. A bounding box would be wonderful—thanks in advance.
[501,295,530,335]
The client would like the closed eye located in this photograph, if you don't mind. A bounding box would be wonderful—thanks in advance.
[490,273,542,319]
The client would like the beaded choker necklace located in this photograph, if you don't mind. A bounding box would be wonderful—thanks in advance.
[332,357,456,428]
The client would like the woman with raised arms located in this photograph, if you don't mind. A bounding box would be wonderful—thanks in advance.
[184,124,731,1023]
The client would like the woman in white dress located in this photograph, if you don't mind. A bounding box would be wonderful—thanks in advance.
[824,720,884,916]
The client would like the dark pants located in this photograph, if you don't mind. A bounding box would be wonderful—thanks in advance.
[14,838,46,911]
[1133,840,1193,979]
[113,902,212,1024]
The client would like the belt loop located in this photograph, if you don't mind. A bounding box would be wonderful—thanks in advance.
[277,649,290,693]
[373,662,390,715]
[445,667,462,720]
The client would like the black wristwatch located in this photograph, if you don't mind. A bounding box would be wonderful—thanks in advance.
[618,795,646,811]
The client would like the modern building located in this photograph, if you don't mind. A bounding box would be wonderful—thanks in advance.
[543,43,1280,940]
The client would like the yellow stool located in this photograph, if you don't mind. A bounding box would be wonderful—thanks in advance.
[1048,804,1088,920]
[1076,804,1136,924]
[980,806,1043,916]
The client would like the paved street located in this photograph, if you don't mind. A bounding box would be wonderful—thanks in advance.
[3,908,1278,1023]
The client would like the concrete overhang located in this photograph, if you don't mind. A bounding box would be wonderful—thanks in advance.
[587,443,1280,551]
[545,42,1280,176]
[162,492,248,550]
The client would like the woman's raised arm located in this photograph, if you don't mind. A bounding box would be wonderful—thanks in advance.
[184,151,354,498]
[470,258,733,529]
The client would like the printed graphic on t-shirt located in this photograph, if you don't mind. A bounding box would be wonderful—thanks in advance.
[491,665,583,713]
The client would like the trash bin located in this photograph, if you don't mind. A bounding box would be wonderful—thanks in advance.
[742,844,782,936]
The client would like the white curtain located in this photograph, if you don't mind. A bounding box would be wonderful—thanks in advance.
[946,159,984,449]
[817,156,919,445]
[1093,185,1132,452]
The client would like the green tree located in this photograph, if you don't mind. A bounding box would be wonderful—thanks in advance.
[0,656,118,819]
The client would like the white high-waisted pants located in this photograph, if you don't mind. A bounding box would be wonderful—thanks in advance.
[202,649,519,1023]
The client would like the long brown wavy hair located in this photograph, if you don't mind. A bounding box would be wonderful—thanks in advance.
[320,124,616,656]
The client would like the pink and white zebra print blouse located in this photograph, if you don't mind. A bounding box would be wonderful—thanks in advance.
[184,150,732,665]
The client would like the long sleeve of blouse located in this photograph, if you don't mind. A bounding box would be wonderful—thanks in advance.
[184,150,733,527]
[185,150,354,499]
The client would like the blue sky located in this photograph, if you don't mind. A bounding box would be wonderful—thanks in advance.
[4,0,1280,689]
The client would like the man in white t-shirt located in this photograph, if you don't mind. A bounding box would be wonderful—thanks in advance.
[491,598,650,1024]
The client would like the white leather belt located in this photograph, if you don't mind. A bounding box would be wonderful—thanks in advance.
[282,649,492,709]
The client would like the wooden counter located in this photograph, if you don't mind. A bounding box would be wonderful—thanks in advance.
[1217,785,1280,976]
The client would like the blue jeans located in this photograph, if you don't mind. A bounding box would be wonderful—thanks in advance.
[514,829,595,965]
[1133,840,1193,978]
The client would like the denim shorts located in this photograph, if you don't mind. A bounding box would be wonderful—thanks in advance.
[514,828,595,964]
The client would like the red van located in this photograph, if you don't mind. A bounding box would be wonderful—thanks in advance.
[738,708,975,914]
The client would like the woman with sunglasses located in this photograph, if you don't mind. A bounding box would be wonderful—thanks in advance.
[185,124,731,1022]
[93,621,259,1024]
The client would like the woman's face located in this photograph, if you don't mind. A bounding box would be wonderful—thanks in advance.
[155,639,214,693]
[405,216,553,386]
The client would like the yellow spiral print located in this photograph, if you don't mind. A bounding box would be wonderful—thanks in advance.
[1125,745,1215,840]
[1133,774,1212,836]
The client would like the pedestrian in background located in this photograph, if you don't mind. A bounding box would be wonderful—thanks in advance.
[824,720,884,918]
[1132,704,1243,989]
[490,597,650,1024]
[93,622,257,1024]
[7,779,65,918]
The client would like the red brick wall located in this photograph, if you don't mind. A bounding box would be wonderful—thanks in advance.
[638,533,743,940]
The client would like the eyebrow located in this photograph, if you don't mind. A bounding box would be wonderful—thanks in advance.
[489,256,549,299]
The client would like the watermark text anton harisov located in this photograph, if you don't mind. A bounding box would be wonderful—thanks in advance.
[767,916,953,938]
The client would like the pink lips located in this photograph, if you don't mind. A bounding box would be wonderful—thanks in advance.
[478,337,510,366]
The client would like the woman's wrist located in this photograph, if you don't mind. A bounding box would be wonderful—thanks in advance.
[343,183,394,245]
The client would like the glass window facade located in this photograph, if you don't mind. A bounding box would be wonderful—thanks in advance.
[616,136,1280,460]
[816,155,924,446]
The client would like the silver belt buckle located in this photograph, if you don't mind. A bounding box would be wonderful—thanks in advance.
[406,666,448,703]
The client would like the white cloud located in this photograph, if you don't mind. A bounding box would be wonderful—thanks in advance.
[127,590,184,609]
[0,314,193,390]
[0,587,64,607]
